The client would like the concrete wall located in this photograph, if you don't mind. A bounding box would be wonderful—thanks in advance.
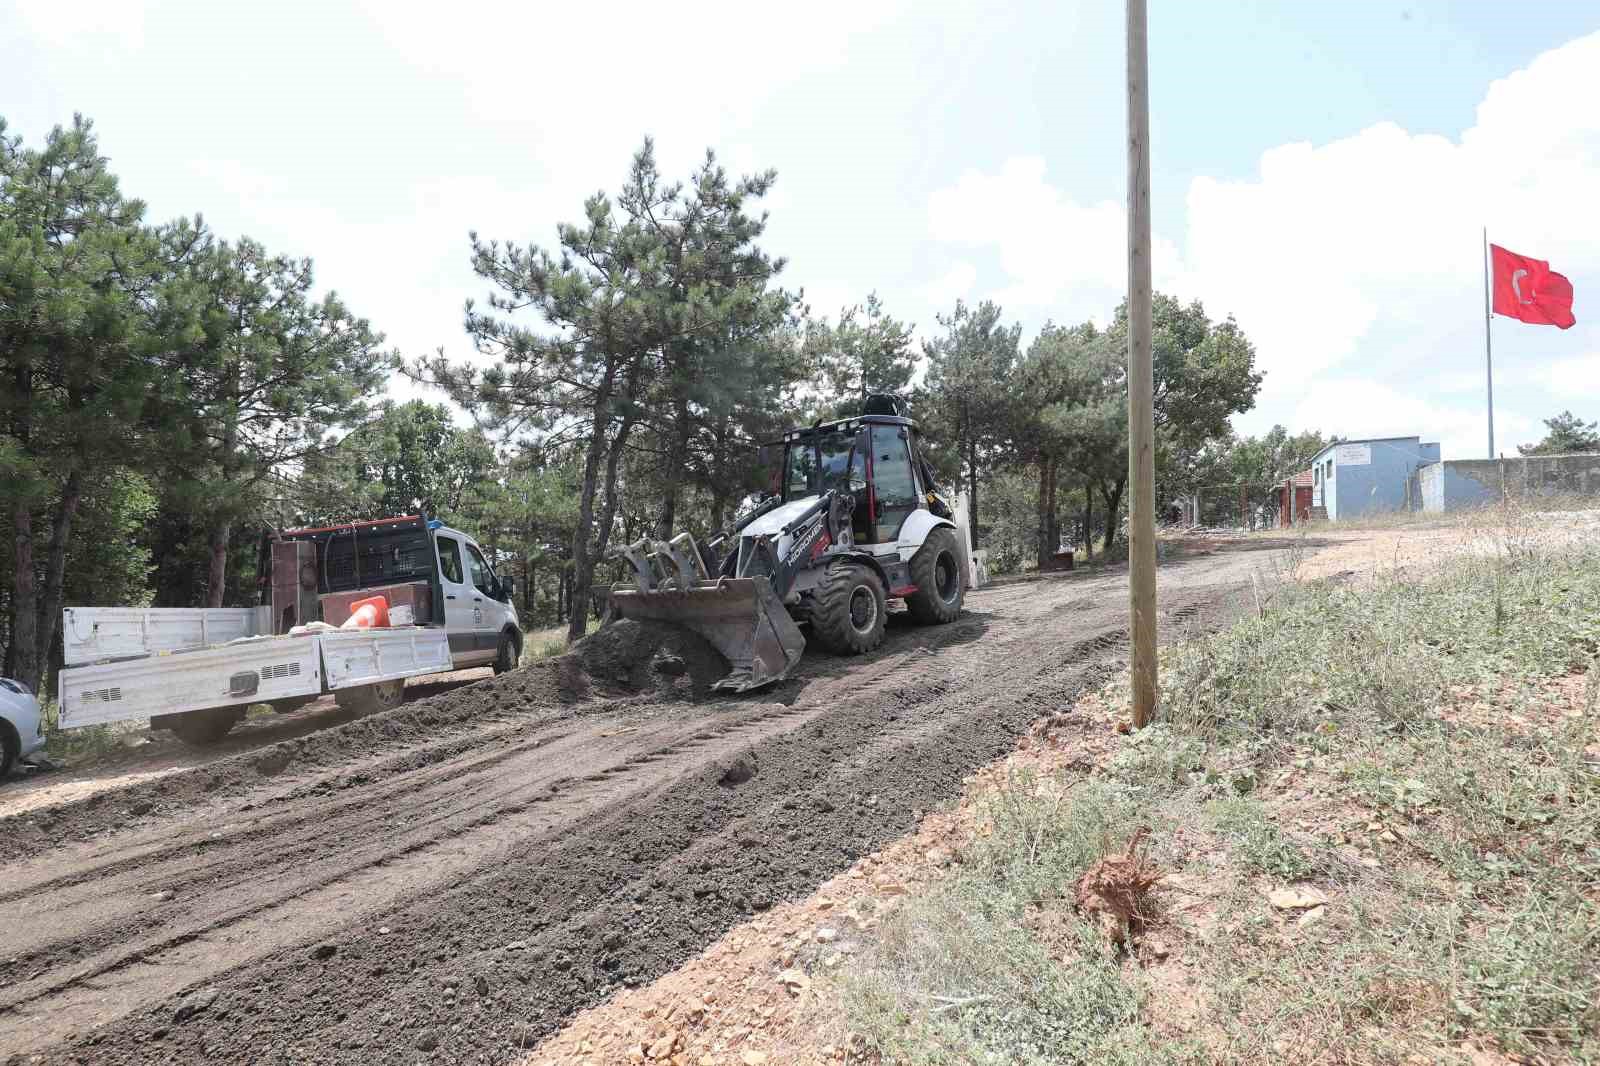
[1419,453,1600,512]
[1419,461,1445,513]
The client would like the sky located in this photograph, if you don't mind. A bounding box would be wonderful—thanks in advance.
[5,0,1599,461]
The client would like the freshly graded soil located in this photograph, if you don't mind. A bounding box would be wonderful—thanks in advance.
[0,548,1261,1065]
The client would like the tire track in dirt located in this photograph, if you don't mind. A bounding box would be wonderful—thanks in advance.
[0,551,1257,1065]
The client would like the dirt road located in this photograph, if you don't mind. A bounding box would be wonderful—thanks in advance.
[0,545,1270,1065]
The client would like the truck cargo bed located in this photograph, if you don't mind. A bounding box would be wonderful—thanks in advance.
[57,627,452,729]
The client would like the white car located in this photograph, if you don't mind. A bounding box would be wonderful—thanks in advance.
[0,677,46,780]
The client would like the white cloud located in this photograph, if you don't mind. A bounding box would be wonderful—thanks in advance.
[925,31,1600,459]
[926,157,1181,318]
[1537,353,1600,396]
[1288,381,1537,462]
[10,0,145,46]
[923,261,977,310]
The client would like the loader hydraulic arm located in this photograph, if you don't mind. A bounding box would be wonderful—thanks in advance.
[764,489,852,600]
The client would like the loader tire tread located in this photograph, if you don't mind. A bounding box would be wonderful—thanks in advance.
[811,561,887,656]
[905,526,964,625]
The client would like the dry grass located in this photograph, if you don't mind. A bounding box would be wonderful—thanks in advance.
[837,509,1600,1065]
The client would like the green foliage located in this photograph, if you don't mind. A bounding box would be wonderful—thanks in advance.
[1205,796,1315,880]
[1147,542,1600,1059]
[1,114,164,687]
[2,114,1278,687]
[1454,893,1600,1052]
[153,233,394,604]
[416,139,800,638]
[1518,410,1600,456]
[842,775,1174,1065]
[804,291,916,417]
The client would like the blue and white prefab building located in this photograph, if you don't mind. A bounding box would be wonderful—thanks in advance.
[1306,436,1441,521]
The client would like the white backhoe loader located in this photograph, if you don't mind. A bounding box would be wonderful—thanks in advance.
[608,396,985,691]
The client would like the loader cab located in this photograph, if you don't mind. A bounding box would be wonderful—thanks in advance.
[778,414,929,546]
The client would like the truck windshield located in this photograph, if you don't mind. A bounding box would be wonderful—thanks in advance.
[785,429,859,501]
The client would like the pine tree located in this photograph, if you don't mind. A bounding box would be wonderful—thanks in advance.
[156,235,393,606]
[1519,411,1600,456]
[805,292,916,416]
[920,300,1023,546]
[0,116,164,690]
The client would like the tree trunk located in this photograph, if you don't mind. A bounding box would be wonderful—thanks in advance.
[9,362,39,692]
[593,416,637,576]
[656,389,692,539]
[3,594,15,679]
[566,364,619,643]
[206,519,231,608]
[1046,462,1060,559]
[207,372,241,609]
[1035,456,1052,569]
[1083,485,1093,561]
[11,495,38,693]
[523,555,534,617]
[965,437,980,548]
[34,466,84,681]
[1100,478,1126,553]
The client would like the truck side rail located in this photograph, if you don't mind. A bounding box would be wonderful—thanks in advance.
[62,606,274,666]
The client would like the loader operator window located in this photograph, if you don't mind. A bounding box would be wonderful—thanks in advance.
[784,429,860,501]
[871,425,920,542]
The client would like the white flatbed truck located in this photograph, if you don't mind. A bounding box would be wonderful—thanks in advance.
[56,516,522,744]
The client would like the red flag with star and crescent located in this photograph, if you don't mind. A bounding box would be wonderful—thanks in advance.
[1490,244,1576,329]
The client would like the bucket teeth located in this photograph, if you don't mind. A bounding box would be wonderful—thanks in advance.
[606,575,805,692]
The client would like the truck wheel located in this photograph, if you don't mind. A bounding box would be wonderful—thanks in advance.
[811,561,887,655]
[904,527,964,625]
[168,707,244,746]
[334,679,405,715]
[493,631,520,675]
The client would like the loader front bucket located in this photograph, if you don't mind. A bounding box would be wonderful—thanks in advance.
[607,576,805,693]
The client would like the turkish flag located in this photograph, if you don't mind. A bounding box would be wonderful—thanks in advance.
[1491,244,1576,329]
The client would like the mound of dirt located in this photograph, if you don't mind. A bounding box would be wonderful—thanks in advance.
[572,619,730,698]
[1,623,728,857]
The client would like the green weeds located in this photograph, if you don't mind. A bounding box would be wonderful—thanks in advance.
[838,532,1600,1063]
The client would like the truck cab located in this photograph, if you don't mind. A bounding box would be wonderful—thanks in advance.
[268,515,522,673]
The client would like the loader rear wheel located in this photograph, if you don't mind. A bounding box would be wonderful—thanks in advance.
[167,707,244,747]
[811,561,887,655]
[905,527,964,625]
[334,679,405,715]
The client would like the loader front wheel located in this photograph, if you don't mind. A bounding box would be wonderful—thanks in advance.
[905,527,964,625]
[812,562,887,656]
[167,707,244,747]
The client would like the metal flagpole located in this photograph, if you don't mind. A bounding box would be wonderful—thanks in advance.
[1482,226,1495,458]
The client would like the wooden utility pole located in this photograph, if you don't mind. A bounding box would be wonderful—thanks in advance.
[1126,0,1157,729]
